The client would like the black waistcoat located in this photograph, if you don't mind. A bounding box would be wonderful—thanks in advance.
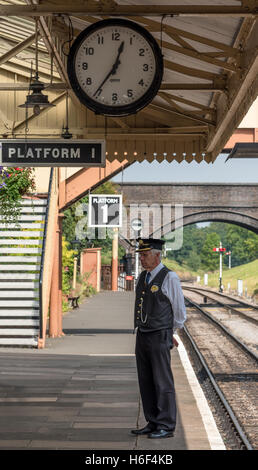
[134,266,174,332]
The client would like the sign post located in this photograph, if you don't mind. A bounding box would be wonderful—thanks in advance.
[130,218,143,282]
[213,242,226,292]
[226,251,231,269]
[112,227,119,292]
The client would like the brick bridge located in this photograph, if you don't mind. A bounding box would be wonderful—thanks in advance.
[117,183,258,239]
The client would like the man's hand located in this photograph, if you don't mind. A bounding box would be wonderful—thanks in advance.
[172,336,179,348]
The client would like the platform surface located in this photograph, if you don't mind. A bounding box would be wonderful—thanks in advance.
[0,291,224,450]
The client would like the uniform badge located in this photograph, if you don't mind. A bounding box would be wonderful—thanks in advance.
[150,285,159,293]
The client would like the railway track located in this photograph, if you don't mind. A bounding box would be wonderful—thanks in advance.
[182,285,258,357]
[182,285,258,325]
[181,294,258,450]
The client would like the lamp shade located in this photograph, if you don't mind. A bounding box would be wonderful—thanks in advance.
[19,77,55,114]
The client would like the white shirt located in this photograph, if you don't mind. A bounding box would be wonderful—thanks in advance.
[144,262,187,333]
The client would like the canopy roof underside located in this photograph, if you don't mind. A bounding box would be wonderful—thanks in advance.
[0,0,257,163]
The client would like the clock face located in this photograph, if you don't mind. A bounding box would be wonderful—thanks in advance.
[67,19,163,116]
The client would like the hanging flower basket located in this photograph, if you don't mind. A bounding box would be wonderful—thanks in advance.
[0,166,36,224]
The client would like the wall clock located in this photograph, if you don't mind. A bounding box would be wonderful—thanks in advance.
[67,18,163,116]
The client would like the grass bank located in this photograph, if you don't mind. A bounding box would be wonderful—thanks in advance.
[163,257,258,298]
[163,258,197,281]
[197,258,258,297]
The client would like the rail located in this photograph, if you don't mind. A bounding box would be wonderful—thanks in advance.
[182,324,254,450]
[38,168,54,340]
[182,286,258,326]
[182,285,258,310]
[184,295,258,363]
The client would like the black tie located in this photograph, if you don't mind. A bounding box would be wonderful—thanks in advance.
[146,272,151,284]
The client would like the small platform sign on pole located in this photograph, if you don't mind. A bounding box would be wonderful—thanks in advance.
[0,139,105,167]
[88,194,122,228]
[88,194,123,292]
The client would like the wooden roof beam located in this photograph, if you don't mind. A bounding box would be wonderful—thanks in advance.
[130,16,241,58]
[0,82,66,91]
[36,17,70,90]
[8,126,208,138]
[0,4,257,17]
[139,106,180,127]
[154,98,215,126]
[160,83,225,92]
[165,33,197,52]
[0,33,36,66]
[92,133,206,141]
[158,91,216,114]
[146,102,215,126]
[71,11,238,72]
[158,37,240,73]
[0,60,59,81]
[84,127,208,136]
[207,20,258,160]
[0,82,225,93]
[0,21,34,39]
[164,59,224,82]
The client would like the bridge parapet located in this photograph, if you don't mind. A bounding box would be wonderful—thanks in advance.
[119,183,258,237]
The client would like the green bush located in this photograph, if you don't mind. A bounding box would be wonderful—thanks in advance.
[71,272,97,300]
[62,237,76,295]
[62,297,70,313]
[0,166,35,223]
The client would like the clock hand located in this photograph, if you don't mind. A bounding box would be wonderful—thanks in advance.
[93,69,113,97]
[112,41,124,74]
[93,41,124,97]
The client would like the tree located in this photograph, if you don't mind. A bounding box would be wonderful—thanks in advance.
[226,225,258,267]
[245,232,258,258]
[166,222,258,272]
[187,250,201,271]
[200,232,220,271]
[167,224,205,265]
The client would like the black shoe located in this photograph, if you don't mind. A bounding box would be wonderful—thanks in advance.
[148,429,174,439]
[131,424,155,435]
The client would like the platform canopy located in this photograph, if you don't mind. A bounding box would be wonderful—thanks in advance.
[0,0,257,164]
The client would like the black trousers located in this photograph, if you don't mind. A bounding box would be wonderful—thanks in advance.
[135,328,177,431]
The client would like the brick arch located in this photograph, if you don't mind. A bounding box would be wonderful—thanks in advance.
[152,210,258,237]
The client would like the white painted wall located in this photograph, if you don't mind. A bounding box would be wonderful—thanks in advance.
[239,97,258,127]
[33,167,82,192]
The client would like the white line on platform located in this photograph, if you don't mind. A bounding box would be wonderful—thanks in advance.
[175,334,226,450]
[88,354,135,356]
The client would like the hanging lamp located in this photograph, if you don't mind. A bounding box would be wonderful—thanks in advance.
[19,18,55,116]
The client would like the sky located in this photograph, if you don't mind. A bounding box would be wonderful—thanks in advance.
[112,153,258,184]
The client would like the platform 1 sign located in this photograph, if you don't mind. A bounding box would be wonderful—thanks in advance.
[89,194,122,228]
[0,139,105,167]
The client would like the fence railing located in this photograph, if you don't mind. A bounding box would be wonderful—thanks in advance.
[38,168,53,340]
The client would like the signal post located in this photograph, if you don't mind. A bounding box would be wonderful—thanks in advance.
[213,241,226,292]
